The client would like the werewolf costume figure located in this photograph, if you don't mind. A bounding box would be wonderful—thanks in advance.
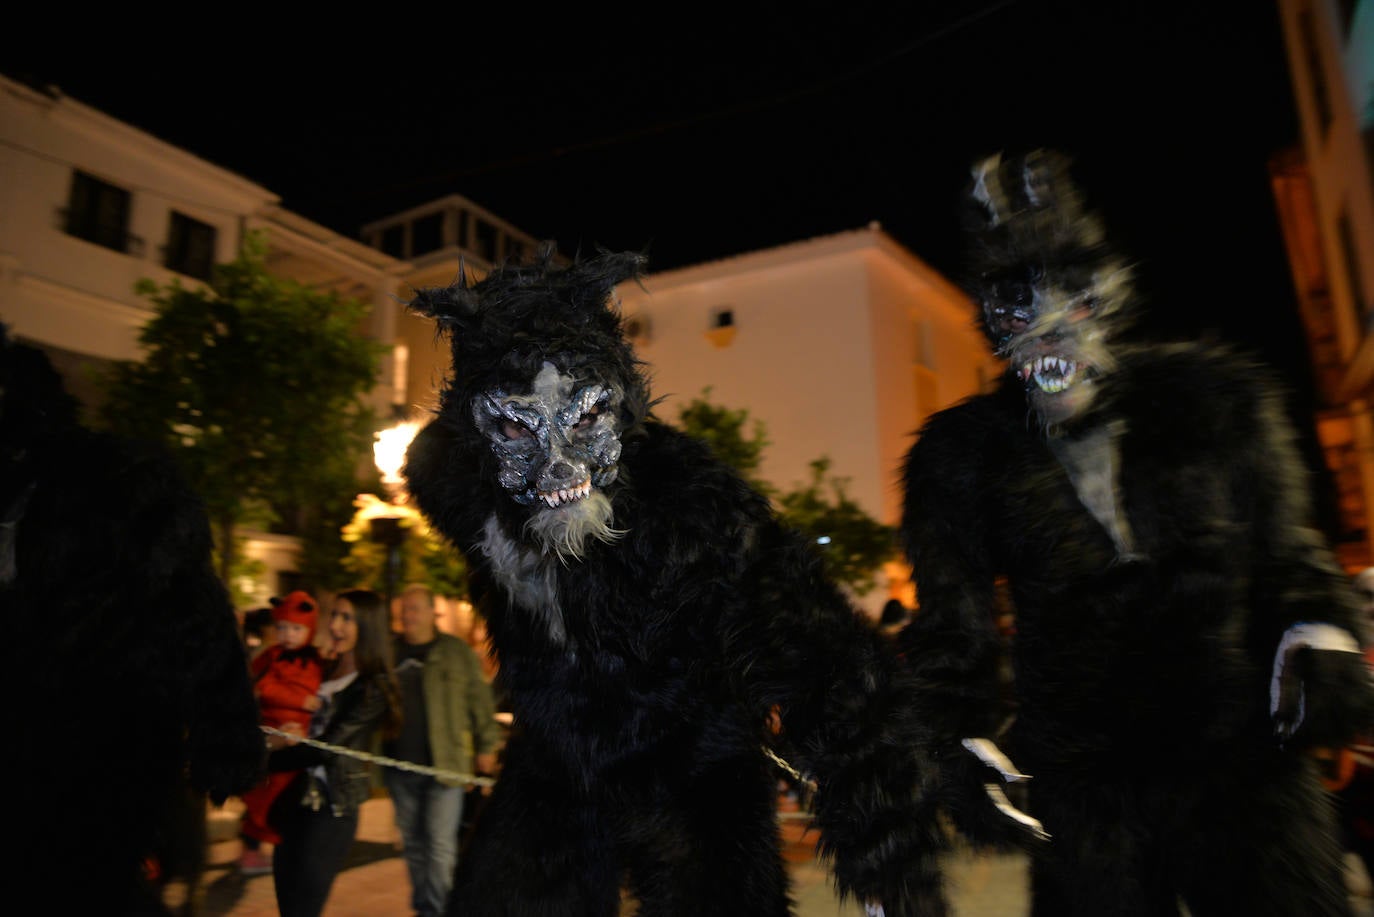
[403,249,937,916]
[0,327,264,915]
[898,149,1374,915]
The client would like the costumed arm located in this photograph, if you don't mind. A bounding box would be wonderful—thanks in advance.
[255,657,324,715]
[131,445,265,805]
[1246,380,1374,747]
[897,408,1044,849]
[898,418,1003,740]
[727,519,945,916]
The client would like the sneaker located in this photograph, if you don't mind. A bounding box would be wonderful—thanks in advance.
[239,848,272,877]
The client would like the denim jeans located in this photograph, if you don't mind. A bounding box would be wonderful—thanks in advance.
[385,769,465,917]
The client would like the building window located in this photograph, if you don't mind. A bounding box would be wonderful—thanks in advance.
[65,170,132,253]
[1336,0,1357,37]
[704,306,737,348]
[1337,208,1368,319]
[454,209,470,249]
[165,212,217,281]
[412,212,444,256]
[474,219,499,262]
[380,224,405,258]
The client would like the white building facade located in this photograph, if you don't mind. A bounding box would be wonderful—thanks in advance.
[614,227,996,611]
[1,72,996,614]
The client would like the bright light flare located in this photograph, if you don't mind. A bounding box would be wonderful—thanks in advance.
[374,421,422,486]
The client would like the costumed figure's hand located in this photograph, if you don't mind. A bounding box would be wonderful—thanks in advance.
[939,737,1049,850]
[1271,623,1374,748]
[302,694,322,712]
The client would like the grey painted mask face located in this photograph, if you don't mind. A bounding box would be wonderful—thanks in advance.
[473,362,623,508]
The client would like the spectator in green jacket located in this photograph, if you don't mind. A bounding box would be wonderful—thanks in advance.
[384,583,503,917]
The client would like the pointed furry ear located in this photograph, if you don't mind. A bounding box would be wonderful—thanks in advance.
[1019,149,1056,208]
[969,151,1007,227]
[407,266,482,329]
[965,148,1083,231]
[567,250,647,310]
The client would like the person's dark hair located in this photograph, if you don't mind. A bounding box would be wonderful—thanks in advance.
[335,588,403,741]
[242,607,274,644]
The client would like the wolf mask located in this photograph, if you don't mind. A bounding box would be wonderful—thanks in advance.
[406,246,648,562]
[962,149,1137,429]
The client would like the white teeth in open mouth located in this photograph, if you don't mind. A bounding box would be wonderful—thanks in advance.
[1018,355,1079,394]
[540,479,592,508]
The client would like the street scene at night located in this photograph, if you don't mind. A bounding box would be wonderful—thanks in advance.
[4,1,1374,915]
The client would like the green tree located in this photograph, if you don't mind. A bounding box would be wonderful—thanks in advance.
[775,458,898,596]
[341,494,470,599]
[97,232,387,591]
[672,387,775,498]
[672,390,896,594]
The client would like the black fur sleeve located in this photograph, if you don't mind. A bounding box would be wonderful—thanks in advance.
[720,513,947,914]
[897,400,1006,745]
[1234,359,1374,747]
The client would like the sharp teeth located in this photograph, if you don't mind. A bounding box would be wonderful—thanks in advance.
[537,480,595,508]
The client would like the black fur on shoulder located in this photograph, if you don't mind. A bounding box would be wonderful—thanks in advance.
[404,250,943,915]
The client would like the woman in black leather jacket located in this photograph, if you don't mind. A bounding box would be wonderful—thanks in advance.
[265,588,401,917]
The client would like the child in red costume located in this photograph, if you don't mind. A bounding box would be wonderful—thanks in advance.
[237,591,323,875]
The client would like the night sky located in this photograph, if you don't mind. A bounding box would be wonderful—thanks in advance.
[4,1,1308,378]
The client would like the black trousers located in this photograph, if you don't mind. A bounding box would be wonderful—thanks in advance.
[271,787,359,917]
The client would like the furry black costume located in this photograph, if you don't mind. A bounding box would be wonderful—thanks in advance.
[897,150,1374,915]
[0,328,264,915]
[403,249,936,916]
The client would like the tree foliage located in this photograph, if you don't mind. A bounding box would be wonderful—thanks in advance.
[96,233,387,591]
[341,494,470,599]
[672,387,775,498]
[671,390,897,594]
[775,458,898,596]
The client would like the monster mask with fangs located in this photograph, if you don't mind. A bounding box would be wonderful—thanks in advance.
[473,361,626,560]
[897,150,1374,914]
[405,246,649,566]
[963,149,1135,430]
[402,245,939,916]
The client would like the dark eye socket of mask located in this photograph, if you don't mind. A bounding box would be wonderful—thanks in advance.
[572,407,600,431]
[501,420,533,440]
[996,281,1034,309]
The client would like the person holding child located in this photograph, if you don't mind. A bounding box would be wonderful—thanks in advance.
[265,588,402,917]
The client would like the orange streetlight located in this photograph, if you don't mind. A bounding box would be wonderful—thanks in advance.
[367,420,422,619]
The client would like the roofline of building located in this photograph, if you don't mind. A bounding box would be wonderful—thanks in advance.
[639,223,976,324]
[2,73,280,209]
[252,204,411,278]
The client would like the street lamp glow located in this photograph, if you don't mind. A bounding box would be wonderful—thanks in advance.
[374,421,422,488]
